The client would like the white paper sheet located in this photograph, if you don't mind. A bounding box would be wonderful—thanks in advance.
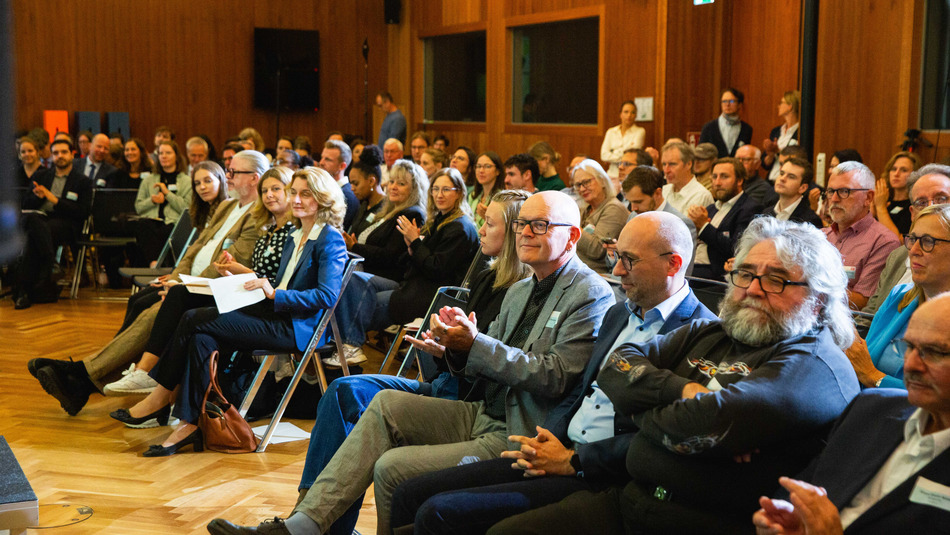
[251,421,311,444]
[178,274,214,295]
[208,272,266,313]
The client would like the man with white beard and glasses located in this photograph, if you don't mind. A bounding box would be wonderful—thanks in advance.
[486,217,861,535]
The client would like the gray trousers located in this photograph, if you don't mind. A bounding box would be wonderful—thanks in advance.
[83,301,159,389]
[294,389,508,535]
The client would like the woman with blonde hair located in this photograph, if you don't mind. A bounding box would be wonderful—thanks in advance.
[420,147,448,179]
[874,150,921,238]
[344,157,428,282]
[328,167,479,366]
[762,90,801,181]
[529,141,565,191]
[111,166,348,456]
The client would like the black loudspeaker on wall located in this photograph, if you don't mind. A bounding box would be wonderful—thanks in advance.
[385,0,401,24]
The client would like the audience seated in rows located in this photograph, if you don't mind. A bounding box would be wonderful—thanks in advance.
[108,167,348,456]
[208,190,615,535]
[98,165,290,398]
[344,145,386,238]
[408,131,430,164]
[330,165,476,366]
[388,210,716,534]
[735,144,779,207]
[762,157,822,229]
[26,151,269,414]
[410,216,859,535]
[132,139,193,264]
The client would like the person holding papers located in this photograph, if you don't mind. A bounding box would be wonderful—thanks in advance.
[100,166,294,397]
[110,167,348,457]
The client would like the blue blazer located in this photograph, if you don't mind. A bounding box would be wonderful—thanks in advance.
[273,224,348,351]
[793,389,950,534]
[699,193,763,279]
[544,288,717,484]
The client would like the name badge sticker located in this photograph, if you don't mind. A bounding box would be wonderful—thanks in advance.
[545,310,561,329]
[168,184,178,192]
[844,266,856,280]
[66,191,79,201]
[909,476,950,513]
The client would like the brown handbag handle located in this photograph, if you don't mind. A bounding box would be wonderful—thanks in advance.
[200,350,231,414]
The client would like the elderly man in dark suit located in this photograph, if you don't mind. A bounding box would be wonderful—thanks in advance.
[386,211,717,534]
[15,139,92,309]
[209,191,615,535]
[688,157,763,280]
[754,293,950,534]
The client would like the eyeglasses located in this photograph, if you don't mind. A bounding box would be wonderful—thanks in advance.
[475,164,495,170]
[721,99,738,105]
[225,168,256,178]
[904,233,950,253]
[912,196,950,211]
[822,187,870,200]
[900,339,950,364]
[431,186,459,195]
[511,219,573,235]
[573,178,595,190]
[728,269,808,294]
[615,252,672,271]
[618,161,636,168]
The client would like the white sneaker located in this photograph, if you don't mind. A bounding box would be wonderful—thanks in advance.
[322,344,368,367]
[103,364,159,395]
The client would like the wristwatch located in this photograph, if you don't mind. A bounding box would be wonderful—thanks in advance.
[569,452,584,478]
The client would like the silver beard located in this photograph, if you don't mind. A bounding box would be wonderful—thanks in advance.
[719,291,818,347]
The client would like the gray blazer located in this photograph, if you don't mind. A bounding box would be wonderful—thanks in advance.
[450,255,615,441]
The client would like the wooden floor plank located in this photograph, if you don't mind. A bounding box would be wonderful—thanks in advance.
[1,291,379,534]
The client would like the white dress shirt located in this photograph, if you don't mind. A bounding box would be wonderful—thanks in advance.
[276,223,325,290]
[695,192,743,266]
[662,177,713,216]
[190,201,253,276]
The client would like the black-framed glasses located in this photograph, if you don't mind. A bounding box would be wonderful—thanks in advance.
[616,252,672,271]
[431,186,459,195]
[822,187,870,200]
[904,233,950,253]
[573,178,595,190]
[511,219,573,235]
[225,168,256,178]
[475,164,496,171]
[899,338,950,365]
[912,196,950,211]
[728,269,808,294]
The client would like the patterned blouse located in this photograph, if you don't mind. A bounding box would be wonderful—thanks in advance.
[251,221,296,285]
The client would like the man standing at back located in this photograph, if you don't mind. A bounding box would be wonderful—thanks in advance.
[376,91,407,146]
[208,191,615,535]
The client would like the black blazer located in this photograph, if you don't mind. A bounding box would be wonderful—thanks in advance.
[762,197,823,230]
[388,213,480,324]
[544,290,717,486]
[699,118,753,157]
[22,167,93,236]
[698,193,763,278]
[350,205,426,282]
[793,390,950,534]
[348,197,384,238]
[75,157,117,186]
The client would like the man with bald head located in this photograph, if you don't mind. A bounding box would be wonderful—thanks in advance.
[76,133,117,187]
[735,144,778,207]
[209,191,615,535]
[387,212,716,533]
[754,292,950,534]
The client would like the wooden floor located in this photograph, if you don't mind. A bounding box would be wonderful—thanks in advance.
[0,289,383,534]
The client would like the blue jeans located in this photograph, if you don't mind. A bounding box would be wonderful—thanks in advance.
[335,272,400,346]
[298,374,452,535]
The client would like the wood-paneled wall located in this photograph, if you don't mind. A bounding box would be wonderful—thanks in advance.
[14,0,390,150]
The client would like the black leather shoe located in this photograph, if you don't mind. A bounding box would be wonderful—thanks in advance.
[35,365,90,416]
[28,357,83,379]
[207,517,291,534]
[14,294,31,309]
[110,404,171,428]
[143,428,203,457]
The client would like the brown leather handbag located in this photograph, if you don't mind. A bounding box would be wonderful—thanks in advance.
[199,350,260,453]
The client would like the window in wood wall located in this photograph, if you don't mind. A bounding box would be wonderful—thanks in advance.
[920,0,949,130]
[511,17,599,125]
[423,32,487,122]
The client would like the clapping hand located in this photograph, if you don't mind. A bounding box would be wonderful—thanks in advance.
[397,215,422,246]
[425,306,478,351]
[752,477,842,535]
[342,231,357,249]
[687,205,710,229]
